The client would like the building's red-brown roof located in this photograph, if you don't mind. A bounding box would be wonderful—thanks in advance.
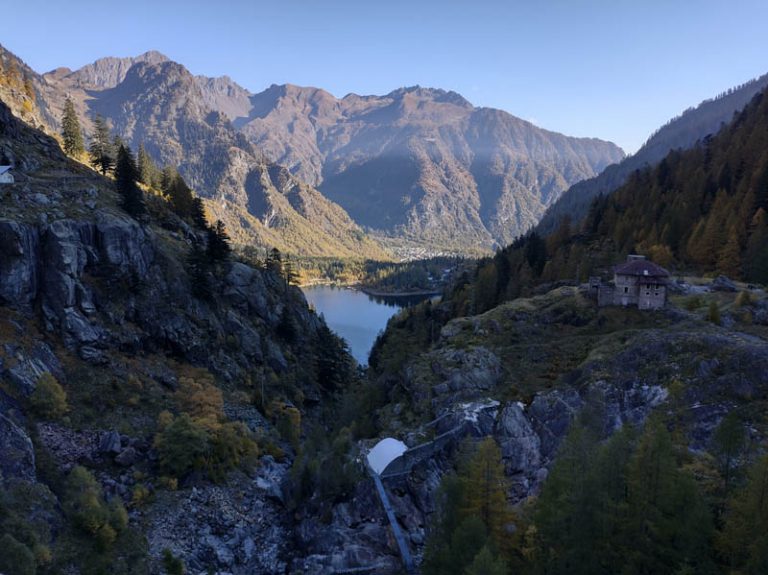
[614,259,670,278]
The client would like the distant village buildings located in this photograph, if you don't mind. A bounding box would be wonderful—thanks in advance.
[0,166,13,184]
[592,255,670,310]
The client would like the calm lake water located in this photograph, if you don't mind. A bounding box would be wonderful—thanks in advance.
[302,285,435,365]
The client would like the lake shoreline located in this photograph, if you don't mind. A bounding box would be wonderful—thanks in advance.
[298,281,442,298]
[357,286,442,298]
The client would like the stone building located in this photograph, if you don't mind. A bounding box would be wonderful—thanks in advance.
[595,255,669,310]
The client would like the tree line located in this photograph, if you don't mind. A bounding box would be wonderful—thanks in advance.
[423,409,768,575]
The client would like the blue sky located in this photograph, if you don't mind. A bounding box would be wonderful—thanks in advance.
[2,0,766,152]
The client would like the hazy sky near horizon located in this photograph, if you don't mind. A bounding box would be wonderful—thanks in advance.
[2,0,766,152]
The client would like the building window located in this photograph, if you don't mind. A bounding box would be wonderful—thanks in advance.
[624,287,629,293]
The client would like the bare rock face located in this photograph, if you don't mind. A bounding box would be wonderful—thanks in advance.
[236,85,625,250]
[0,396,35,484]
[0,220,39,307]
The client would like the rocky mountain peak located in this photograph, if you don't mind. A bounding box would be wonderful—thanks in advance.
[384,85,473,108]
[52,50,171,89]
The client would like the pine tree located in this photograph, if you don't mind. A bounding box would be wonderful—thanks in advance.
[745,208,768,283]
[717,226,743,279]
[191,197,208,230]
[206,220,231,263]
[136,143,159,187]
[88,115,114,175]
[283,254,299,286]
[712,412,746,495]
[61,97,84,157]
[533,423,603,575]
[167,172,195,218]
[464,545,507,575]
[114,144,146,218]
[623,420,714,574]
[461,437,513,552]
[187,240,212,301]
[721,454,768,573]
[266,247,283,275]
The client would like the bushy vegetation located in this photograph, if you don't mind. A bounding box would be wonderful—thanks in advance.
[64,466,129,551]
[153,369,258,482]
[0,482,55,575]
[29,372,68,419]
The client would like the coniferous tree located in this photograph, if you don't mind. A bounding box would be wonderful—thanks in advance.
[464,545,507,575]
[623,420,715,574]
[61,97,84,157]
[187,240,212,301]
[460,437,513,552]
[423,439,514,575]
[266,247,283,275]
[721,454,768,573]
[167,172,195,218]
[88,115,114,175]
[114,144,146,218]
[283,254,299,286]
[712,412,747,495]
[207,220,231,263]
[191,196,208,230]
[136,142,160,188]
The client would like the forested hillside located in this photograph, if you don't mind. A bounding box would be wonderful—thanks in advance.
[453,89,768,315]
[538,72,768,235]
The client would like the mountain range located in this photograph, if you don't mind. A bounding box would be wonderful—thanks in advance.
[4,45,625,255]
[5,43,766,259]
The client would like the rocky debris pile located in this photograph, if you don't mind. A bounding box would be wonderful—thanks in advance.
[711,275,738,292]
[36,423,101,470]
[292,477,402,574]
[144,463,290,575]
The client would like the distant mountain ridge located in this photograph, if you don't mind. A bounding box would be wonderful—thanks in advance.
[537,72,768,234]
[39,51,622,253]
[4,46,624,255]
[218,82,625,250]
